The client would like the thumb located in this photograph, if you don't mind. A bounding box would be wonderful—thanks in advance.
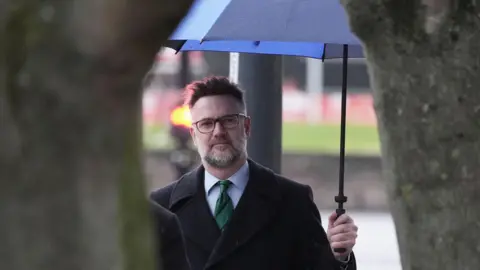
[328,212,337,229]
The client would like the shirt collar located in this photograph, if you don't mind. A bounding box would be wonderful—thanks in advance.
[204,161,249,194]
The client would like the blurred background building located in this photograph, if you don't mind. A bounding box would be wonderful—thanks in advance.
[143,49,376,129]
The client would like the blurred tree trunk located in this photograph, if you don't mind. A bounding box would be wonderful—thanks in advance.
[343,1,480,269]
[0,0,192,270]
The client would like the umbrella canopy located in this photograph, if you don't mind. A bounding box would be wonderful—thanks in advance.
[169,40,326,58]
[167,0,364,59]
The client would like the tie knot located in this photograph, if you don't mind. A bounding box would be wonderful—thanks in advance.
[218,180,232,192]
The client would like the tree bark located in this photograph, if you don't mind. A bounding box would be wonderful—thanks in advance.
[342,0,480,269]
[0,0,192,269]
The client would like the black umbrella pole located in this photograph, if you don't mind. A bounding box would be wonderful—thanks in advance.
[179,52,190,87]
[334,44,349,254]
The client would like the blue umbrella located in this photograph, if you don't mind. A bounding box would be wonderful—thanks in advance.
[168,0,363,59]
[167,0,364,249]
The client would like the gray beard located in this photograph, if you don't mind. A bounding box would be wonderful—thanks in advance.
[204,149,241,168]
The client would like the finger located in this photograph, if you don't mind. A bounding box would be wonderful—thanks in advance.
[330,224,358,237]
[330,232,357,243]
[328,224,350,236]
[328,212,338,226]
[331,239,355,250]
[333,215,349,227]
[333,214,352,227]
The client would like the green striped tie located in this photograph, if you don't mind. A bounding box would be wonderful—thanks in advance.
[214,180,234,230]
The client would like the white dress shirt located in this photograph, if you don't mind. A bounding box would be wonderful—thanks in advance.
[204,161,249,215]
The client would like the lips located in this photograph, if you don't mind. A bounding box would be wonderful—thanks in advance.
[213,143,229,146]
[212,143,231,149]
[212,141,230,146]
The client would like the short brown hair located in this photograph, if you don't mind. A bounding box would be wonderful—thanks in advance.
[183,76,245,109]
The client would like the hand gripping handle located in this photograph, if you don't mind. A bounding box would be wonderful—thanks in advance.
[333,208,346,253]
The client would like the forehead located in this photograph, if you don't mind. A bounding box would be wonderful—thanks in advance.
[190,95,243,121]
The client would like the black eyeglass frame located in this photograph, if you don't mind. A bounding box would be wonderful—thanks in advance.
[192,113,249,134]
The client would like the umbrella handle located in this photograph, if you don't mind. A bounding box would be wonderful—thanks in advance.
[333,208,347,254]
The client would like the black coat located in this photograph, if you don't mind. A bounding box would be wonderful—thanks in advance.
[150,201,191,270]
[150,159,356,270]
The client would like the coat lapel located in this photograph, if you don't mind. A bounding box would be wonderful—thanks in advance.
[169,166,221,254]
[205,159,282,269]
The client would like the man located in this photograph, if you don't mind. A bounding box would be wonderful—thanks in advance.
[150,201,191,270]
[151,76,358,270]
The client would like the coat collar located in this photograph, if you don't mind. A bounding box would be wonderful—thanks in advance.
[169,159,280,209]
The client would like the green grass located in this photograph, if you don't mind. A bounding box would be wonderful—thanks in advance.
[144,123,380,155]
[281,123,379,155]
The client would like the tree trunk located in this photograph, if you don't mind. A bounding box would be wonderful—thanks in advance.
[0,0,192,269]
[342,1,480,269]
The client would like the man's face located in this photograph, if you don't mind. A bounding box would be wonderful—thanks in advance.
[190,95,250,168]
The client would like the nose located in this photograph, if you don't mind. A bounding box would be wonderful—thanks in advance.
[212,121,226,135]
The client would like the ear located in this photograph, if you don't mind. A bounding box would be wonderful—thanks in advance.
[244,117,251,137]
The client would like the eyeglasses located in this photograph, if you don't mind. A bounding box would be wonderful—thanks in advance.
[193,113,248,134]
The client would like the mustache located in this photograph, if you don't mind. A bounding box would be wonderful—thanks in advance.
[210,138,231,146]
